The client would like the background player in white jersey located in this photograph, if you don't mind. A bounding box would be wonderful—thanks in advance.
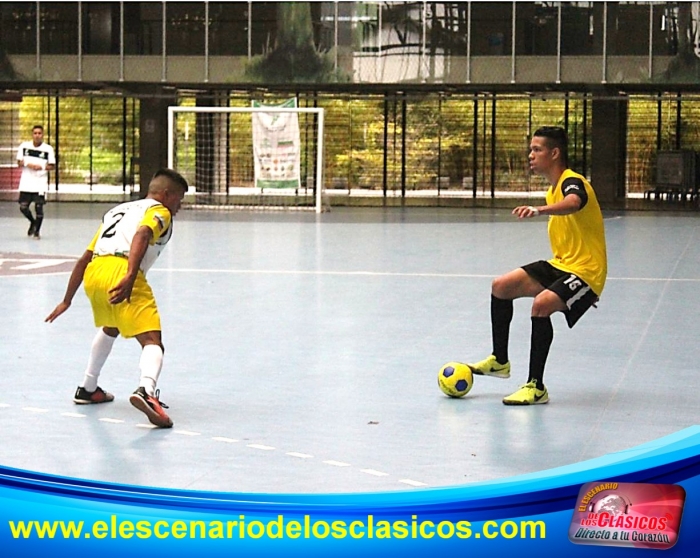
[16,125,55,239]
[45,169,189,428]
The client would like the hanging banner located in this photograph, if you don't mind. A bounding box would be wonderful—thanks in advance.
[251,98,301,189]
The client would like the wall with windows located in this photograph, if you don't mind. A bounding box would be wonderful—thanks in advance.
[0,2,690,85]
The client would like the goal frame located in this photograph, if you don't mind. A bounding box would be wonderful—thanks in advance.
[167,105,326,213]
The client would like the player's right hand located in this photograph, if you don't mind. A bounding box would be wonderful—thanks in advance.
[108,276,136,304]
[45,301,70,323]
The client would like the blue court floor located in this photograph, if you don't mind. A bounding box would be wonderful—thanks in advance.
[1,201,699,493]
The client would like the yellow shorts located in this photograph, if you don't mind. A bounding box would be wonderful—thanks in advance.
[84,255,161,338]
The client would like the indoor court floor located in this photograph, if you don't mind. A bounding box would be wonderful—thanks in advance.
[1,201,699,494]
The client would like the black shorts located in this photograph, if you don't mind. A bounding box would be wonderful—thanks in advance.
[18,192,45,205]
[521,260,599,328]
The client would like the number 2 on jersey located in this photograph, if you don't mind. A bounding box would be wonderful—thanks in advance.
[101,212,125,238]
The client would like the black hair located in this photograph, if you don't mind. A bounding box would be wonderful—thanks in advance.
[533,126,568,166]
[152,168,189,192]
[32,125,44,132]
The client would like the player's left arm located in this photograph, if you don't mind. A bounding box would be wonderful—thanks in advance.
[513,178,587,218]
[46,147,56,171]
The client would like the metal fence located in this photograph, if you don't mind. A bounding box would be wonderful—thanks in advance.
[2,89,700,201]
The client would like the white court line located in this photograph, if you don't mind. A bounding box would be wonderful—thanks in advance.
[152,268,700,283]
[0,272,80,279]
[323,460,351,467]
[360,469,389,477]
[287,452,314,459]
[155,268,496,278]
[248,444,275,451]
[399,479,428,487]
[0,405,428,489]
[577,226,699,461]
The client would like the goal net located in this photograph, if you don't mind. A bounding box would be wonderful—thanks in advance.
[167,105,326,212]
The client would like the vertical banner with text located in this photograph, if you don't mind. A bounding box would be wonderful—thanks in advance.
[251,98,301,189]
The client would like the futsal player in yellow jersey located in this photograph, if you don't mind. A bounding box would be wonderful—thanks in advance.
[468,126,607,405]
[45,169,189,427]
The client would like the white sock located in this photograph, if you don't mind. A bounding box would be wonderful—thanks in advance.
[139,344,163,396]
[81,329,117,392]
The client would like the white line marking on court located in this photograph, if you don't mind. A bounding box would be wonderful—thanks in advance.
[10,259,75,270]
[578,226,698,461]
[156,268,496,279]
[323,460,351,467]
[399,479,428,487]
[0,272,78,279]
[0,405,428,489]
[153,268,700,283]
[248,444,275,451]
[360,469,389,477]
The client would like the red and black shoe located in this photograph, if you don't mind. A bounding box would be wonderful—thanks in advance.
[129,387,173,428]
[73,386,115,404]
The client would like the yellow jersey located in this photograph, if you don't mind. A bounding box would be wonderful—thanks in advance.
[545,169,607,296]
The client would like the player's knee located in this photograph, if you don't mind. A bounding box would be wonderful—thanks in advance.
[19,202,30,211]
[491,275,514,299]
[35,204,45,216]
[531,294,561,317]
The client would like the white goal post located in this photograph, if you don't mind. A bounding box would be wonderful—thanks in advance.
[167,105,326,213]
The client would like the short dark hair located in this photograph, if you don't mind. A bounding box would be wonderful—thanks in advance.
[533,126,568,166]
[32,125,44,132]
[152,168,189,192]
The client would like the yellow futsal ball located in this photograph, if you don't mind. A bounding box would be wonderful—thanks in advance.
[438,362,474,398]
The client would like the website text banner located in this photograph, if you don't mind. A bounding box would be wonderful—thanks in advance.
[2,426,700,557]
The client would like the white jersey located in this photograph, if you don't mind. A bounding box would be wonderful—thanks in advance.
[88,198,173,275]
[16,141,56,194]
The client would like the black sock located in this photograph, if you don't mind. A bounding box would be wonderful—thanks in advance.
[20,206,35,225]
[491,295,513,364]
[529,317,553,390]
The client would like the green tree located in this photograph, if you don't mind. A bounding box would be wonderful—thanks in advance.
[245,2,342,84]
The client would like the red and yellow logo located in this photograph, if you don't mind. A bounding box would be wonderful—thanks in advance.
[569,482,685,549]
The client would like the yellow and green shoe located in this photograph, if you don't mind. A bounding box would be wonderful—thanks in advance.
[502,381,549,406]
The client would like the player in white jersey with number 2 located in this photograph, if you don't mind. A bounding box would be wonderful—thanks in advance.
[46,169,189,428]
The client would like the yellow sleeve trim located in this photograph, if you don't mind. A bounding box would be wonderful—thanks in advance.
[86,227,102,251]
[140,204,171,244]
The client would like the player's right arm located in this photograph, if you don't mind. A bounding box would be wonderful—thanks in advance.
[45,250,93,322]
[45,229,100,323]
[107,225,154,304]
